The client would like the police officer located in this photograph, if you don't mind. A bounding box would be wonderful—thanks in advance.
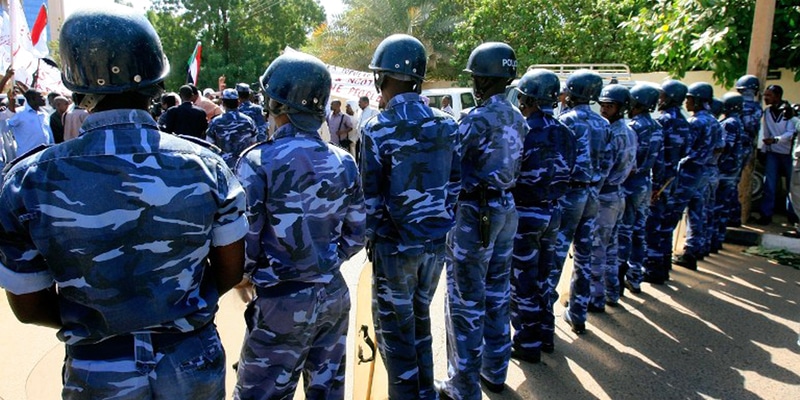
[362,34,460,400]
[234,52,366,400]
[236,82,268,141]
[206,88,258,169]
[712,93,745,252]
[591,84,637,309]
[550,70,611,335]
[619,83,662,294]
[510,69,575,364]
[644,79,690,283]
[733,75,763,226]
[0,6,248,398]
[671,82,723,270]
[436,42,525,400]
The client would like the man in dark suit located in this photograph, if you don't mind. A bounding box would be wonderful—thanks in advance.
[160,85,209,138]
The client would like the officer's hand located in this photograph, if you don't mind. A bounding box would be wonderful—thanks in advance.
[4,66,14,77]
[234,278,254,303]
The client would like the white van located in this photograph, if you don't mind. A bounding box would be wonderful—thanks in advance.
[422,88,477,120]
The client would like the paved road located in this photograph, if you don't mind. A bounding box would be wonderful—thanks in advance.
[2,243,799,399]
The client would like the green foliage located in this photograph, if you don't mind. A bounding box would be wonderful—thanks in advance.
[450,0,655,83]
[627,0,800,86]
[148,0,325,91]
[304,0,463,79]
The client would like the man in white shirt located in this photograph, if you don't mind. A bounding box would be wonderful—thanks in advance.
[357,96,379,162]
[757,85,796,225]
[441,95,456,117]
[8,89,53,156]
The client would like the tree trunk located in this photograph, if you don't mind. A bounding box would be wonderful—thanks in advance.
[741,0,776,223]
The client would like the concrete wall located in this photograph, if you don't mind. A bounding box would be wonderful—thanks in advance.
[426,68,800,104]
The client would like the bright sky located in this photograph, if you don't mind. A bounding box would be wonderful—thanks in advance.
[63,0,346,21]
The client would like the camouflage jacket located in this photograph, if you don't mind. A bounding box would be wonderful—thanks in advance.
[459,93,526,192]
[0,109,248,345]
[741,100,763,148]
[604,118,638,188]
[513,110,576,204]
[624,113,663,188]
[652,107,690,187]
[238,101,268,141]
[559,103,612,185]
[206,109,257,169]
[237,123,365,286]
[361,92,460,252]
[718,114,745,175]
[684,109,723,169]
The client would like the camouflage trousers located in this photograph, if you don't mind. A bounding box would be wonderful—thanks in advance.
[543,186,589,345]
[590,190,625,307]
[713,176,739,249]
[645,185,675,281]
[62,324,225,400]
[235,274,350,400]
[702,168,720,255]
[566,186,600,325]
[372,240,446,400]
[510,202,561,358]
[440,197,517,400]
[665,167,709,256]
[619,180,652,288]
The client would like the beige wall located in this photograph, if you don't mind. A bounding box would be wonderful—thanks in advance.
[632,68,800,105]
[426,68,800,104]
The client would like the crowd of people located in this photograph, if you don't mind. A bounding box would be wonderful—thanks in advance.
[1,4,798,400]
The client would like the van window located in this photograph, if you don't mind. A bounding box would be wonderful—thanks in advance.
[427,95,443,109]
[461,93,475,109]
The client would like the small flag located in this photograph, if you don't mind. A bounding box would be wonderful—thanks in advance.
[30,4,48,58]
[187,41,202,85]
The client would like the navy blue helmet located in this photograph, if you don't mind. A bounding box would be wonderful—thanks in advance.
[598,84,631,111]
[464,42,517,79]
[516,69,560,104]
[629,83,660,111]
[566,70,603,102]
[60,5,170,94]
[687,82,714,102]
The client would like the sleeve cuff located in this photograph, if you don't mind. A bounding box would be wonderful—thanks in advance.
[0,263,54,295]
[211,214,249,247]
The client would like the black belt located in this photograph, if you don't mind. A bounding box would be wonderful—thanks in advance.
[66,322,212,361]
[569,181,589,188]
[458,188,504,202]
[600,185,619,194]
[255,281,316,298]
[514,197,555,207]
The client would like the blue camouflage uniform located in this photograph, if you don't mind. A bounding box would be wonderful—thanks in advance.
[702,115,726,256]
[713,114,744,249]
[730,99,763,224]
[666,109,722,259]
[645,107,690,281]
[553,104,613,330]
[540,104,592,344]
[0,109,249,399]
[206,109,258,169]
[510,107,575,361]
[442,93,525,400]
[362,92,460,400]
[238,101,268,141]
[591,118,637,307]
[234,123,366,400]
[619,112,662,289]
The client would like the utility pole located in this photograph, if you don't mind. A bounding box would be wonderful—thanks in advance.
[740,0,776,224]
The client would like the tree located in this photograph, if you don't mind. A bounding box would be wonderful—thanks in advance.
[149,0,325,91]
[451,0,655,81]
[304,0,463,79]
[627,0,800,86]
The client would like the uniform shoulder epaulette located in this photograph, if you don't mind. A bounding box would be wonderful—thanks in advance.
[177,134,222,155]
[2,143,51,175]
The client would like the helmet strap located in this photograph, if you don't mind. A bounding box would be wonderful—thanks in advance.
[79,94,106,112]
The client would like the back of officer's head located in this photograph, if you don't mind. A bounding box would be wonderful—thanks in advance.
[59,5,169,112]
[369,34,427,96]
[260,51,331,132]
